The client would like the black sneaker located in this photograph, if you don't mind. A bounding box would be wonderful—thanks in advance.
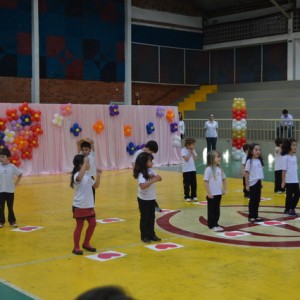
[150,235,162,242]
[254,217,263,222]
[248,218,256,223]
[141,238,151,243]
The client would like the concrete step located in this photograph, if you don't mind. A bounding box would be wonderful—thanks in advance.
[195,98,300,110]
[207,89,300,101]
[218,80,300,92]
[185,108,300,119]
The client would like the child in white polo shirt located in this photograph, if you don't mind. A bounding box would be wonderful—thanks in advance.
[281,138,299,216]
[181,138,198,202]
[0,148,22,227]
[245,143,264,223]
[70,154,102,255]
[204,150,227,232]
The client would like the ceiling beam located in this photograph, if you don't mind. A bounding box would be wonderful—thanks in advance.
[269,0,291,18]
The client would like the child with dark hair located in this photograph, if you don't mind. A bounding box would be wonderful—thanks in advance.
[274,137,285,193]
[70,154,102,255]
[76,285,134,300]
[204,150,227,232]
[281,138,299,216]
[131,140,161,212]
[245,143,264,223]
[0,148,22,228]
[241,144,250,198]
[133,152,162,243]
[77,138,97,201]
[181,138,198,202]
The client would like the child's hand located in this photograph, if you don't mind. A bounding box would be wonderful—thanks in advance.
[246,186,250,192]
[222,189,227,195]
[96,169,102,175]
[206,194,213,199]
[154,175,162,182]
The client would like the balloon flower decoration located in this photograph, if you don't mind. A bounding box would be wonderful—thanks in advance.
[109,105,119,116]
[4,129,16,143]
[126,142,136,155]
[31,110,42,122]
[9,155,21,167]
[60,103,72,116]
[70,123,82,137]
[170,122,178,133]
[166,109,174,123]
[123,125,132,137]
[20,114,32,126]
[232,98,247,160]
[136,144,145,151]
[156,106,165,118]
[0,117,7,131]
[1,102,44,166]
[93,120,105,134]
[146,122,155,135]
[6,109,18,121]
[172,135,181,148]
[52,114,64,127]
[10,119,22,132]
[18,102,32,115]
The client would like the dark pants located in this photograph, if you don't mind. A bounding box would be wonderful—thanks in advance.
[285,183,300,211]
[243,176,250,197]
[91,176,95,202]
[183,171,197,199]
[207,194,222,229]
[138,198,156,240]
[248,180,261,219]
[274,170,285,193]
[0,192,16,225]
[206,137,217,152]
[276,125,293,138]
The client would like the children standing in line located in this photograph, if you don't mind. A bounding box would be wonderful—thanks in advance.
[181,138,198,202]
[0,149,22,228]
[133,152,162,243]
[281,138,299,216]
[70,154,102,255]
[274,137,285,194]
[204,150,227,232]
[241,144,250,198]
[77,138,96,201]
[245,143,264,222]
[131,140,162,212]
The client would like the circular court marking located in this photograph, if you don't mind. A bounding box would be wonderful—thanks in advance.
[157,205,300,247]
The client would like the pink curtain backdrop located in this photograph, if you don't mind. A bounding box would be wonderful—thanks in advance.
[0,103,181,176]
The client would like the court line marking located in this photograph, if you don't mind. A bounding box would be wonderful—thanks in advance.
[0,278,41,300]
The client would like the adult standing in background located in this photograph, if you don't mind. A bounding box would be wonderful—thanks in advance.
[277,109,293,138]
[178,112,185,140]
[204,114,218,151]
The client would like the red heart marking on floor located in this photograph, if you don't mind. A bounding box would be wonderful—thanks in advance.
[264,221,282,225]
[155,244,178,249]
[224,232,245,237]
[102,218,119,222]
[97,252,121,259]
[20,226,38,231]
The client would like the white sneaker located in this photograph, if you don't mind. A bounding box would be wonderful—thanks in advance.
[192,197,198,201]
[211,227,224,232]
[185,198,191,202]
[0,224,3,228]
[11,223,18,227]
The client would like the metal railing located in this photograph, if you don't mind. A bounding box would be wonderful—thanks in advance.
[185,119,300,141]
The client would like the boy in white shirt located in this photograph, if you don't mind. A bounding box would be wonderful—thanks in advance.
[0,149,22,227]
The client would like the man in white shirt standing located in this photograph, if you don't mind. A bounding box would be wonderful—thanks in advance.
[277,109,293,138]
